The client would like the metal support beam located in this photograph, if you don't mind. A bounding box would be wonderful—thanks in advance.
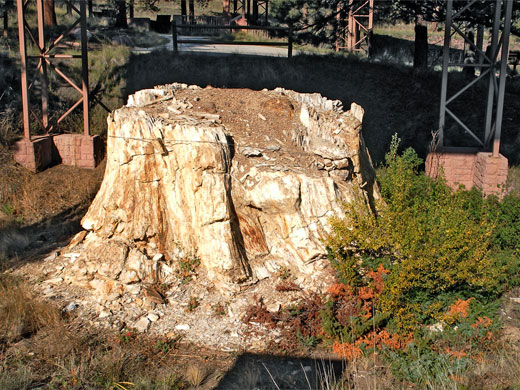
[16,0,91,139]
[16,0,30,139]
[80,0,90,136]
[438,0,512,153]
[492,0,512,156]
[36,0,48,130]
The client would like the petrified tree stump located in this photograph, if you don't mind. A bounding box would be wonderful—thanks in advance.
[73,84,379,295]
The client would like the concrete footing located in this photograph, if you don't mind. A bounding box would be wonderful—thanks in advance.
[426,149,508,196]
[13,134,104,172]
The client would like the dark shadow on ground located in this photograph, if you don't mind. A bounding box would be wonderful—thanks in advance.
[0,205,87,268]
[216,352,345,390]
[124,49,520,167]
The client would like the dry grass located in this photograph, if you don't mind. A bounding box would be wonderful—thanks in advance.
[0,273,189,389]
[465,344,520,389]
[508,165,520,195]
[0,274,61,343]
[0,160,105,229]
[184,363,207,387]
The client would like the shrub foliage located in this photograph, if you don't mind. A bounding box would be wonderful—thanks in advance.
[326,135,520,333]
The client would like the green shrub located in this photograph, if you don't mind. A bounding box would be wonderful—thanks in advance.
[326,135,520,332]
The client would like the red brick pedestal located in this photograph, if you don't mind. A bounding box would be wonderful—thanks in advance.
[13,136,53,172]
[426,149,508,196]
[53,134,104,169]
[13,134,104,172]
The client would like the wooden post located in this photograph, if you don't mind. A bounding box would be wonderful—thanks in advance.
[172,19,178,54]
[3,7,8,37]
[181,0,187,23]
[189,0,194,24]
[252,0,258,24]
[288,24,292,59]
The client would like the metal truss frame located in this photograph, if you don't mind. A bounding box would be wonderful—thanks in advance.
[16,0,90,140]
[438,0,513,156]
[337,0,374,53]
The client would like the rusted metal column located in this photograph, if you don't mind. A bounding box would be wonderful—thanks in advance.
[80,0,90,136]
[484,0,501,145]
[476,24,484,70]
[438,0,453,147]
[36,0,49,130]
[492,0,512,157]
[16,0,30,139]
[335,1,342,52]
[347,0,353,51]
[368,0,373,30]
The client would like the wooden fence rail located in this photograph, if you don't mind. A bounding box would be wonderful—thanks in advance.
[171,21,293,58]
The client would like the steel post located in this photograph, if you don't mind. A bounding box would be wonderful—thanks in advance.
[336,1,342,52]
[368,0,373,30]
[347,0,353,51]
[492,0,512,157]
[484,0,501,145]
[80,0,90,136]
[16,0,30,139]
[438,0,453,148]
[36,0,48,130]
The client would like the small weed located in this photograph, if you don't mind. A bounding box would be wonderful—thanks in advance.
[212,302,227,316]
[276,266,291,280]
[177,255,200,284]
[1,203,15,216]
[117,329,136,344]
[187,296,199,312]
[155,338,175,353]
[297,331,318,349]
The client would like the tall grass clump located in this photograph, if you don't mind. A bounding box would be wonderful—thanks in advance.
[0,274,61,342]
[324,135,520,385]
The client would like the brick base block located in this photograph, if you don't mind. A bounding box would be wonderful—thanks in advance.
[13,134,104,172]
[53,134,104,169]
[426,150,508,196]
[13,136,53,172]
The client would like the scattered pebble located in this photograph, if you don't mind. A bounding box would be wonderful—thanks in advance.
[65,302,78,312]
[148,313,160,322]
[134,317,151,333]
[241,147,263,157]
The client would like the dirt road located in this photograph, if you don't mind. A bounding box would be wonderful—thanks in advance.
[134,34,296,57]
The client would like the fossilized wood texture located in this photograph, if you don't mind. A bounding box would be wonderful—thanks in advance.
[80,85,379,293]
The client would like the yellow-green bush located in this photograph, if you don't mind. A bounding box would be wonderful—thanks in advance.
[326,135,520,332]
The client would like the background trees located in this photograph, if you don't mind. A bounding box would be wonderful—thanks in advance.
[271,0,519,69]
